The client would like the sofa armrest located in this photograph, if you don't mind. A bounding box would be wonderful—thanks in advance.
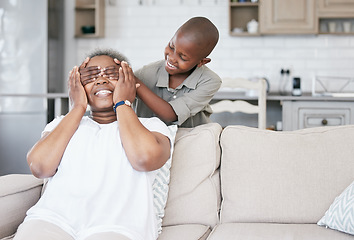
[0,174,43,239]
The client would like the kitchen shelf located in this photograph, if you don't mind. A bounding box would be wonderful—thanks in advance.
[229,0,354,36]
[76,4,95,9]
[75,0,105,38]
[318,18,354,35]
[316,0,354,35]
[229,1,259,36]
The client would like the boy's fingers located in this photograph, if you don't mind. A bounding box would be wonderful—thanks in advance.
[79,57,90,69]
[114,58,121,65]
[79,66,100,77]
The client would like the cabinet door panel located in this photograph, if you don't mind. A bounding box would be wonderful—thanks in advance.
[260,0,317,34]
[318,0,354,17]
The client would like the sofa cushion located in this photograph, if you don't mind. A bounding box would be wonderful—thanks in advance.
[158,224,211,240]
[162,123,222,228]
[220,125,354,224]
[318,180,354,235]
[0,174,43,239]
[207,223,354,240]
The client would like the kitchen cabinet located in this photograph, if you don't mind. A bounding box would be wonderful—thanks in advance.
[228,0,354,35]
[282,100,354,131]
[75,0,105,38]
[213,90,354,130]
[229,2,260,36]
[259,0,317,34]
[317,0,354,34]
[317,0,354,17]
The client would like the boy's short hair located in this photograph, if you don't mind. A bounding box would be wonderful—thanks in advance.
[85,48,129,64]
[178,17,219,58]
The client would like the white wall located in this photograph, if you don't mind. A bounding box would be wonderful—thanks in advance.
[67,0,354,93]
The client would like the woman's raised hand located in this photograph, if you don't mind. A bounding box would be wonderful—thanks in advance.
[68,66,87,112]
[113,61,139,104]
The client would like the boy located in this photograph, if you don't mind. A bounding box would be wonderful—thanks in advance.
[14,49,172,240]
[134,16,222,127]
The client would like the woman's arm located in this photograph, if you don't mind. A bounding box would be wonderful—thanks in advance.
[114,62,171,171]
[27,67,87,178]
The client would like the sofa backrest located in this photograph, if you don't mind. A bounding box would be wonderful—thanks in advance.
[219,125,354,224]
[162,123,222,228]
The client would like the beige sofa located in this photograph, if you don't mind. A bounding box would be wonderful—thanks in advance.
[1,123,354,240]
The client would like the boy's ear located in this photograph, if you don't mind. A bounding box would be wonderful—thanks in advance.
[197,58,211,67]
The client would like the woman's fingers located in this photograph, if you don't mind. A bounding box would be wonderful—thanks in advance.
[121,61,134,84]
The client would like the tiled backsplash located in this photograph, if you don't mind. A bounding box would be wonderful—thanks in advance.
[73,0,354,93]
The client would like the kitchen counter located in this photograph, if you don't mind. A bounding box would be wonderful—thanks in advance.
[213,90,354,102]
[211,90,354,130]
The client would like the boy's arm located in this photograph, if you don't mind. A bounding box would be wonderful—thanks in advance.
[114,58,177,122]
[114,62,171,171]
[27,67,87,179]
[135,78,178,122]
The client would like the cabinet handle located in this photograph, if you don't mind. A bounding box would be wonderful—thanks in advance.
[322,119,328,125]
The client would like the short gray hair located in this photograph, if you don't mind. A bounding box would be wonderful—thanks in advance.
[85,48,129,64]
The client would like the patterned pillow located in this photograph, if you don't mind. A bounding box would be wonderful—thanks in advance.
[317,180,354,235]
[153,125,178,234]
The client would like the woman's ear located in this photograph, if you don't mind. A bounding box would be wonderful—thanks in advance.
[197,58,211,67]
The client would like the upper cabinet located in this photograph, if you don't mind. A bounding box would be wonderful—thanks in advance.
[317,0,354,17]
[229,1,260,36]
[259,0,317,34]
[229,0,354,36]
[317,0,354,34]
[75,0,105,38]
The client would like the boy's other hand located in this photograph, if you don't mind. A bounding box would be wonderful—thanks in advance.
[103,58,121,80]
[102,64,120,80]
[79,66,101,86]
[78,57,101,86]
[68,66,87,112]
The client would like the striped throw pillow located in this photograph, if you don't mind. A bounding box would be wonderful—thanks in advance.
[317,180,354,235]
[153,125,177,234]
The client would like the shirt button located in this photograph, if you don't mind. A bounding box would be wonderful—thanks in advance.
[173,95,177,99]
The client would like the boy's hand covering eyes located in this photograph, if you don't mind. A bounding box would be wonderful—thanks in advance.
[79,58,121,86]
[79,66,101,86]
[102,65,120,80]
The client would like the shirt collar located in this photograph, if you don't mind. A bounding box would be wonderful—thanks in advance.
[156,62,204,90]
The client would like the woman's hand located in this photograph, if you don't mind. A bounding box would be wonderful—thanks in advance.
[68,66,87,112]
[113,61,140,104]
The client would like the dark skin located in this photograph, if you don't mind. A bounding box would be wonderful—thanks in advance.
[79,57,121,86]
[80,17,219,124]
[27,56,170,178]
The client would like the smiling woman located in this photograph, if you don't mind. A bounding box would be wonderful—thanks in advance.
[16,48,173,240]
[81,55,121,115]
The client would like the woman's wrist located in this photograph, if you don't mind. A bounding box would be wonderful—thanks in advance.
[71,104,87,115]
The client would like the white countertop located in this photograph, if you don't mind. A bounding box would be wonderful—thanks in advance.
[213,90,354,102]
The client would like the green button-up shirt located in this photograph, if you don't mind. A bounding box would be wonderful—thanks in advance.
[134,60,222,128]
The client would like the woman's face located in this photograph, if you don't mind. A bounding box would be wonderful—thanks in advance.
[83,55,118,112]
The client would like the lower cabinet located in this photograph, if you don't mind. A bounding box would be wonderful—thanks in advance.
[282,101,354,131]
